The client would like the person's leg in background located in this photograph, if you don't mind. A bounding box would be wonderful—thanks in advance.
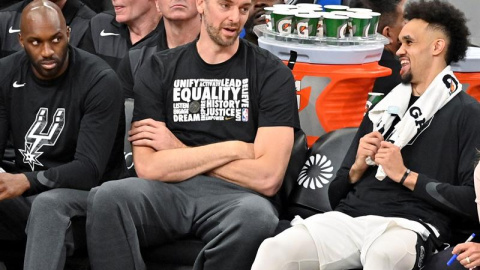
[422,247,465,270]
[23,188,89,270]
[0,196,32,270]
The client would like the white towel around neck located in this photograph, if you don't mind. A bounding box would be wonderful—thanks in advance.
[366,66,462,180]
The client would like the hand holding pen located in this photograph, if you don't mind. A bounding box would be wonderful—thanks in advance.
[450,233,480,269]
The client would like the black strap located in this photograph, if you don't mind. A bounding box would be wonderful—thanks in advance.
[287,50,297,70]
[417,219,449,251]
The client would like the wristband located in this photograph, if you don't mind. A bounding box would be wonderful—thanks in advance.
[399,168,411,185]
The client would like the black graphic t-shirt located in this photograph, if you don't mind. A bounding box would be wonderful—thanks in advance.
[0,46,127,195]
[133,39,300,146]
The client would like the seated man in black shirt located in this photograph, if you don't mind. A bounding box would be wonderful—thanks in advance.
[0,1,127,269]
[78,0,162,70]
[252,1,480,269]
[85,0,300,267]
[360,0,406,95]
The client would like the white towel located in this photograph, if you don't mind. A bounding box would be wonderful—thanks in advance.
[367,66,461,180]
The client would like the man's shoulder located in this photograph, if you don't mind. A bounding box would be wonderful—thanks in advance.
[152,41,193,62]
[0,0,26,12]
[240,39,289,70]
[74,0,96,19]
[452,91,480,108]
[0,50,26,77]
[89,10,116,25]
[71,47,116,77]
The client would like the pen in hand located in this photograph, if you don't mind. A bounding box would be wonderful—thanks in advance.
[447,233,476,266]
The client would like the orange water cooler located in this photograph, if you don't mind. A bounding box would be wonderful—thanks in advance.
[452,46,480,102]
[257,27,391,146]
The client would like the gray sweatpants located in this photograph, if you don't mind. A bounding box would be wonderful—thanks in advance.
[0,189,89,270]
[86,175,279,270]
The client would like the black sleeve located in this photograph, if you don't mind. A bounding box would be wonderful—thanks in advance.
[23,69,123,195]
[117,52,134,99]
[77,23,96,54]
[328,115,373,209]
[0,84,8,162]
[132,55,165,122]
[411,102,480,220]
[258,56,300,128]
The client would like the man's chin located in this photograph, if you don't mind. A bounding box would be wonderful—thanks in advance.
[401,72,413,84]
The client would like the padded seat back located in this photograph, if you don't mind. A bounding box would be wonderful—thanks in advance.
[124,98,136,177]
[288,127,357,218]
[277,129,308,215]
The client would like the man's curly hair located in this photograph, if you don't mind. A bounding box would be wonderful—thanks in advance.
[404,0,470,65]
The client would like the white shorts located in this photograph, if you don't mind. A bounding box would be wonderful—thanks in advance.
[290,211,436,268]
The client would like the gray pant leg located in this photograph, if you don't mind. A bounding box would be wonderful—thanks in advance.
[86,178,194,270]
[184,176,280,270]
[23,189,89,270]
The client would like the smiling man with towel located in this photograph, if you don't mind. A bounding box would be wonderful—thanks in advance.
[251,1,480,270]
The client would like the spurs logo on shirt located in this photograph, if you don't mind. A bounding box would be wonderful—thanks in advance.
[172,78,250,122]
[19,108,66,170]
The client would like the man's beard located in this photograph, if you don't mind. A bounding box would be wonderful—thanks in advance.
[204,15,240,47]
[401,71,413,84]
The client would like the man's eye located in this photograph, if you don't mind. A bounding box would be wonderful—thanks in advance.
[32,40,38,46]
[53,38,60,43]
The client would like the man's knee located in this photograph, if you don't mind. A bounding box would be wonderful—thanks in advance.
[365,228,417,270]
[88,179,137,212]
[30,189,81,215]
[229,196,278,238]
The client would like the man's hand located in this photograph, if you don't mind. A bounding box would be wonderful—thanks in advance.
[129,119,186,151]
[349,131,383,183]
[374,141,406,182]
[0,173,30,201]
[453,242,480,269]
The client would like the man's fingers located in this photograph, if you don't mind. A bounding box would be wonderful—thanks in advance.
[128,131,155,142]
[131,139,153,148]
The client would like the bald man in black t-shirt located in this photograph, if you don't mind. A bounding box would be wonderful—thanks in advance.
[0,1,126,269]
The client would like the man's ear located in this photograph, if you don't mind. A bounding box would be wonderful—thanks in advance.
[382,25,393,44]
[67,26,71,42]
[197,0,205,15]
[18,33,24,48]
[432,38,446,56]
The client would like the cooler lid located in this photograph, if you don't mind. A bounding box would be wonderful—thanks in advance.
[254,25,387,65]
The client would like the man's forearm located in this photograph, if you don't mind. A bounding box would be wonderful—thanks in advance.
[208,127,294,197]
[208,156,288,197]
[133,140,253,182]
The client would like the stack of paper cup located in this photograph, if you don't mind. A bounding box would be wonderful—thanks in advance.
[295,11,321,38]
[323,13,349,38]
[349,13,372,38]
[323,4,349,12]
[271,7,297,35]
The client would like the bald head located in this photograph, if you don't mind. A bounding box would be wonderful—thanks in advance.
[20,0,67,33]
[19,0,70,80]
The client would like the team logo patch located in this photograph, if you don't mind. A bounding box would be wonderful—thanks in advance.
[241,108,249,122]
[19,108,66,170]
[442,74,459,95]
[297,154,334,189]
